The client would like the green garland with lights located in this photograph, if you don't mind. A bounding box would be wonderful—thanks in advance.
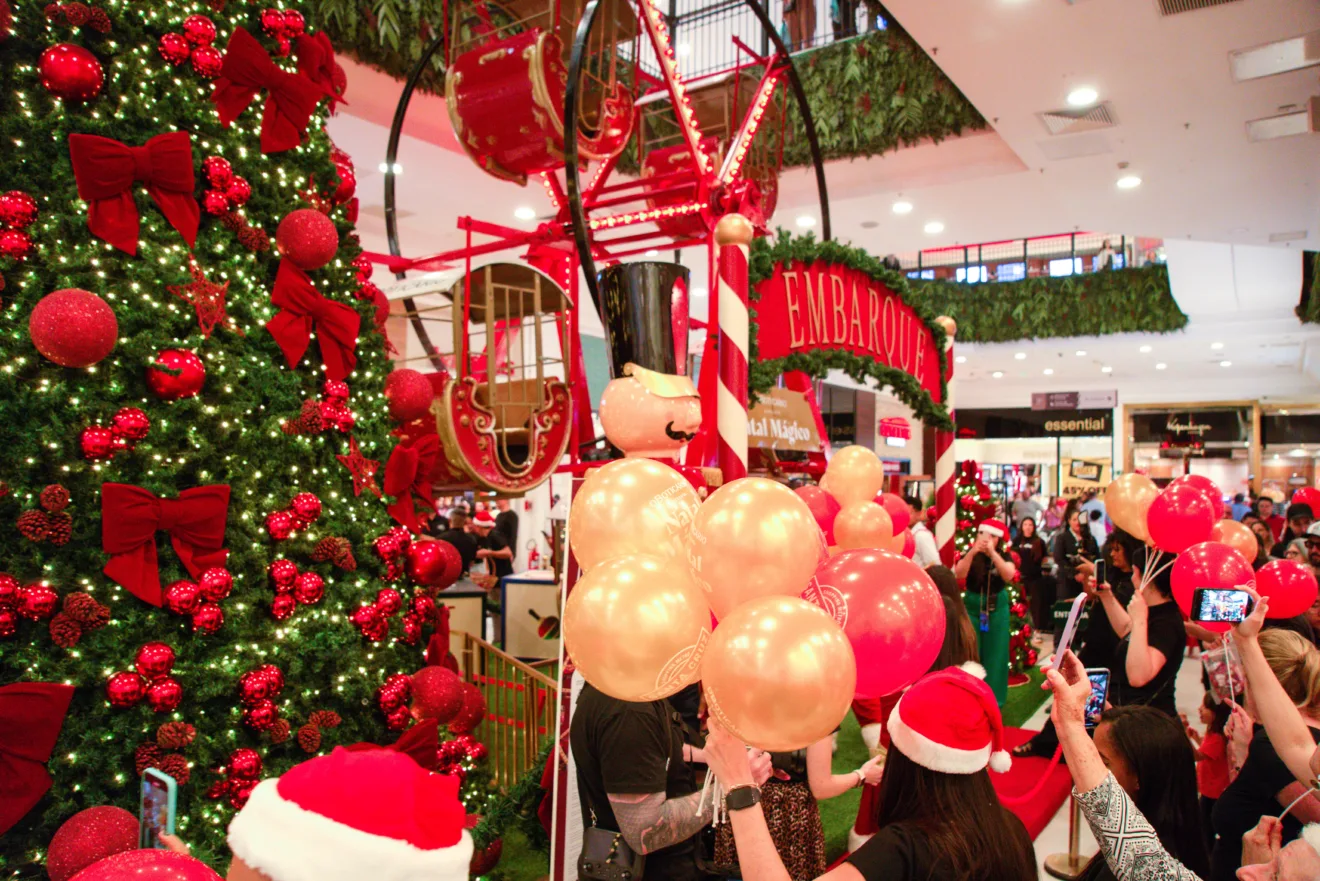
[748,231,953,431]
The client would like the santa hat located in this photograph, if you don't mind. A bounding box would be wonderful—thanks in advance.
[227,748,473,881]
[473,511,496,528]
[977,518,1008,540]
[887,667,1012,775]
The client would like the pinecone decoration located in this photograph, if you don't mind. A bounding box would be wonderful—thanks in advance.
[0,481,9,500]
[282,399,325,435]
[17,510,49,542]
[135,743,162,776]
[81,602,110,631]
[157,754,191,785]
[157,722,197,750]
[220,211,244,233]
[40,484,69,513]
[49,613,81,648]
[309,710,341,729]
[87,5,109,31]
[44,511,72,546]
[312,537,354,570]
[269,718,291,744]
[297,723,321,754]
[63,592,109,629]
[62,2,89,25]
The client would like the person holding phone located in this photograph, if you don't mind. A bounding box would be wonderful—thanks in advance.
[1078,530,1140,670]
[953,519,1017,706]
[1053,504,1099,601]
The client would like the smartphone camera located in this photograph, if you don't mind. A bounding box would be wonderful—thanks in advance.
[1084,668,1110,730]
[1191,588,1254,624]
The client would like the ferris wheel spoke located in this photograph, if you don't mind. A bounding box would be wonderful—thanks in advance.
[718,61,787,186]
[633,0,710,181]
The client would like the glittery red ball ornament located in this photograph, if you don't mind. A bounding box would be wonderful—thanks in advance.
[229,779,258,809]
[449,682,487,735]
[80,425,115,460]
[163,580,200,616]
[275,209,338,271]
[258,663,284,693]
[363,617,388,642]
[19,584,58,620]
[146,349,205,400]
[323,379,350,402]
[271,593,296,620]
[0,190,38,229]
[384,369,435,422]
[46,805,140,881]
[373,533,402,561]
[266,510,295,540]
[399,612,422,645]
[0,608,16,637]
[376,683,407,714]
[385,705,412,731]
[134,642,175,679]
[40,44,103,100]
[407,539,461,588]
[259,8,284,36]
[227,747,262,780]
[268,559,297,591]
[191,602,224,633]
[243,698,278,731]
[191,45,223,78]
[410,666,464,724]
[0,573,19,607]
[158,32,191,65]
[410,594,437,623]
[0,229,32,260]
[111,407,150,442]
[238,670,273,705]
[290,492,322,524]
[198,567,233,602]
[375,587,403,616]
[106,671,146,708]
[332,161,356,205]
[29,288,117,368]
[350,603,380,628]
[146,676,183,713]
[182,14,217,45]
[225,177,252,206]
[468,741,489,762]
[202,189,230,216]
[202,156,233,188]
[281,9,305,33]
[293,571,324,605]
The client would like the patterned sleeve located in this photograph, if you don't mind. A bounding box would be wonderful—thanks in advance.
[1073,774,1203,881]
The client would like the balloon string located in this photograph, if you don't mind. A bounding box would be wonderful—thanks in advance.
[997,744,1065,806]
[699,768,727,826]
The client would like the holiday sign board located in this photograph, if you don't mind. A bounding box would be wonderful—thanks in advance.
[747,387,821,452]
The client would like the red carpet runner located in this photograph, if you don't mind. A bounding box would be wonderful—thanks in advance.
[994,727,1074,840]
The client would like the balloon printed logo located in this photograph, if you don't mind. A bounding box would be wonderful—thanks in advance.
[647,480,698,557]
[639,628,711,702]
[801,578,848,628]
[687,523,710,592]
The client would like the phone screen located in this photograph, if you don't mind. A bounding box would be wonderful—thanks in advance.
[1084,668,1110,729]
[1192,588,1254,624]
[1095,560,1107,588]
[139,769,177,849]
[1052,594,1089,663]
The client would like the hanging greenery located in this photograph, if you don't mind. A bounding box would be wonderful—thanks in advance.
[1296,251,1320,324]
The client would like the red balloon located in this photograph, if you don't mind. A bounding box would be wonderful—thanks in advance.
[47,806,139,881]
[802,549,945,699]
[1168,474,1224,521]
[876,492,910,535]
[900,529,915,559]
[1170,541,1255,633]
[1147,483,1216,554]
[795,485,841,545]
[1257,560,1320,620]
[1292,487,1320,514]
[69,850,222,880]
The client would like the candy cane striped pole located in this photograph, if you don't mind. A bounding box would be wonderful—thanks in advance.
[716,214,753,483]
[934,317,958,564]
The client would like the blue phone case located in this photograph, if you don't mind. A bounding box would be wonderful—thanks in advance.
[139,768,178,849]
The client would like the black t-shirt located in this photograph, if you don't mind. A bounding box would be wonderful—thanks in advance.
[847,817,1032,881]
[1077,571,1135,670]
[482,529,514,579]
[570,684,699,881]
[495,509,518,547]
[436,528,479,575]
[966,554,1008,597]
[1012,536,1046,583]
[1111,600,1184,717]
[1209,725,1320,881]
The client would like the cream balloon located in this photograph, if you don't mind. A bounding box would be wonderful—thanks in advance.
[569,458,700,570]
[564,554,711,701]
[688,477,826,620]
[1106,473,1159,542]
[833,501,894,550]
[821,445,886,506]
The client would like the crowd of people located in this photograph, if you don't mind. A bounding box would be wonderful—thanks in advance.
[428,498,520,582]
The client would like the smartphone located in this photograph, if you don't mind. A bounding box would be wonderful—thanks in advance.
[1084,668,1110,729]
[1191,588,1255,624]
[139,768,177,849]
[1049,594,1089,666]
[1095,560,1107,588]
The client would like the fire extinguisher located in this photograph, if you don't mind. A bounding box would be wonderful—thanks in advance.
[527,542,541,569]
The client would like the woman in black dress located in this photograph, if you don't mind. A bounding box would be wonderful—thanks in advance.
[1053,506,1100,601]
[1012,517,1048,633]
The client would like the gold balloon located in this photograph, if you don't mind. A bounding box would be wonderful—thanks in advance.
[1106,473,1159,542]
[1212,520,1257,561]
[564,554,711,701]
[821,445,887,506]
[569,458,700,570]
[702,596,857,752]
[833,501,894,550]
[689,477,826,620]
[887,529,909,554]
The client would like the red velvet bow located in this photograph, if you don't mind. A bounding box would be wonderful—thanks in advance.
[0,682,75,835]
[345,719,440,772]
[67,132,200,256]
[267,261,360,381]
[212,27,324,153]
[295,32,347,112]
[101,483,231,607]
[384,434,440,534]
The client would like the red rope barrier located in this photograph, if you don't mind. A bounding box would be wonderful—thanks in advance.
[997,745,1066,806]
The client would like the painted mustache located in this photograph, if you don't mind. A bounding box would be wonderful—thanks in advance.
[665,421,697,442]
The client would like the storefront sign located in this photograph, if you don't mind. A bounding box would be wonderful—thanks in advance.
[1061,457,1112,497]
[879,416,910,448]
[959,408,1113,439]
[747,387,821,452]
[1032,390,1118,411]
[1132,409,1248,444]
[754,262,944,403]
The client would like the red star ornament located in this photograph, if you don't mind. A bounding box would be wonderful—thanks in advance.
[168,259,243,338]
[336,435,381,498]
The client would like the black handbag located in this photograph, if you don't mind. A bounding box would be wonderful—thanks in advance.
[579,822,645,881]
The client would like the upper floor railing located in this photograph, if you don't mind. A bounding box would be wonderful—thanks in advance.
[896,232,1167,285]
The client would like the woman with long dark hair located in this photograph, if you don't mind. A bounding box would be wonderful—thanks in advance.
[1013,517,1048,629]
[1053,505,1099,601]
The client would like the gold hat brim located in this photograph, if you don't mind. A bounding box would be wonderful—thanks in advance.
[624,363,699,399]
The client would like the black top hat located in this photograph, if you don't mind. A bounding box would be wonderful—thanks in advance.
[597,262,697,398]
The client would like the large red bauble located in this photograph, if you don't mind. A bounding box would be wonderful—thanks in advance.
[332,161,356,205]
[257,663,284,693]
[65,849,223,880]
[1146,483,1216,554]
[275,209,338,271]
[293,571,324,605]
[875,492,911,535]
[1167,474,1224,521]
[198,567,233,602]
[111,407,150,441]
[134,642,176,679]
[182,14,217,45]
[803,548,945,699]
[399,613,423,645]
[1257,559,1320,620]
[0,190,38,229]
[410,593,437,622]
[81,426,115,460]
[190,46,223,79]
[0,573,20,607]
[146,676,183,713]
[191,602,224,634]
[449,682,488,735]
[146,349,205,400]
[271,593,296,620]
[29,289,117,368]
[19,583,58,620]
[106,671,146,708]
[0,229,32,260]
[407,539,461,588]
[1170,542,1255,634]
[268,559,298,591]
[383,369,435,421]
[266,510,295,540]
[46,805,139,881]
[40,44,103,100]
[0,608,16,637]
[795,485,841,545]
[158,32,191,65]
[242,699,278,731]
[375,587,403,616]
[238,670,274,705]
[228,747,263,780]
[410,666,465,724]
[225,177,252,206]
[163,580,201,615]
[290,491,322,524]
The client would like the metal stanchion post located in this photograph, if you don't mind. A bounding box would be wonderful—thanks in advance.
[1043,798,1089,880]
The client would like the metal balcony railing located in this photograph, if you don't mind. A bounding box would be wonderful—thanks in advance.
[896,233,1167,285]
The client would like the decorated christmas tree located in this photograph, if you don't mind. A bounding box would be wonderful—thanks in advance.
[0,2,488,873]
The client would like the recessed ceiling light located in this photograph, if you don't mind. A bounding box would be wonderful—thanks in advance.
[1211,341,1224,350]
[1101,365,1113,373]
[1066,86,1098,107]
[923,221,945,235]
[992,371,1004,379]
[1281,409,1290,415]
[1291,448,1307,457]
[514,206,536,220]
[796,215,817,228]
[1139,345,1152,353]
[645,249,659,256]
[955,355,967,364]
[1014,352,1026,360]
[892,200,913,215]
[1075,350,1087,356]
[1220,360,1233,367]
[1043,368,1054,375]
[1155,362,1167,370]
[1116,175,1142,190]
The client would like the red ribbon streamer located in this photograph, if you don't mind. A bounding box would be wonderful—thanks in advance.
[267,261,361,381]
[295,32,347,112]
[384,434,440,534]
[67,132,200,256]
[212,27,324,153]
[0,682,75,835]
[101,483,231,607]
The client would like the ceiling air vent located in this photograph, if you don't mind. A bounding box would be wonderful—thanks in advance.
[1158,0,1241,15]
[1037,102,1118,136]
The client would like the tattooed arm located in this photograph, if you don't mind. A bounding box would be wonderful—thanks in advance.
[607,791,712,854]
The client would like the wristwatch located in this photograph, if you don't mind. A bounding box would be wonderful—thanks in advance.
[724,784,762,812]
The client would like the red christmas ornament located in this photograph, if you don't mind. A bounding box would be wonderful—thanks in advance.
[0,229,32,260]
[268,559,298,591]
[407,540,461,588]
[275,209,338,271]
[163,580,201,616]
[229,779,258,809]
[375,587,403,617]
[410,594,437,623]
[29,289,117,368]
[227,747,263,780]
[0,190,38,228]
[293,571,324,605]
[191,602,224,634]
[40,43,103,100]
[324,379,350,402]
[331,162,356,205]
[191,46,223,78]
[146,676,183,713]
[383,369,435,422]
[373,532,402,561]
[19,584,58,620]
[271,594,296,620]
[399,613,422,645]
[410,666,465,724]
[107,671,146,708]
[198,567,233,602]
[468,741,489,763]
[290,492,322,524]
[0,608,16,637]
[243,699,278,731]
[238,670,273,705]
[80,426,115,459]
[146,349,205,400]
[225,177,252,206]
[158,32,191,65]
[258,663,285,693]
[449,683,487,735]
[202,189,231,216]
[385,705,412,731]
[182,14,216,44]
[134,642,175,679]
[111,407,150,442]
[376,682,408,714]
[0,573,20,607]
[202,156,233,188]
[281,9,305,34]
[266,510,295,540]
[46,805,140,881]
